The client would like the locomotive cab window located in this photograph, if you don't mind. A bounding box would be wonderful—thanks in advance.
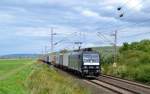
[83,53,99,65]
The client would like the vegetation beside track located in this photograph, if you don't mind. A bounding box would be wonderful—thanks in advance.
[99,40,150,85]
[26,62,90,94]
[0,59,89,94]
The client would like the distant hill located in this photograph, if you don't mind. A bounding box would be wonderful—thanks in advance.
[92,46,120,57]
[93,46,114,54]
[0,54,42,59]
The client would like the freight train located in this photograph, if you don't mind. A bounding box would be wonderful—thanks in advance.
[42,48,101,77]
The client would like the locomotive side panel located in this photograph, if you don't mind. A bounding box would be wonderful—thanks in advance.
[68,53,82,72]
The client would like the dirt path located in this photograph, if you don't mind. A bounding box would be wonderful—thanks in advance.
[0,63,32,81]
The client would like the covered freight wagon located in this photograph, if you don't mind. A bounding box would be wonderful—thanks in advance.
[63,53,70,68]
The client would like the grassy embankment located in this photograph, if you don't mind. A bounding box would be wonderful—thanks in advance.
[99,40,150,85]
[0,59,89,94]
[27,62,89,94]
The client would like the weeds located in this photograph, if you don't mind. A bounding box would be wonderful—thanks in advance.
[25,63,90,94]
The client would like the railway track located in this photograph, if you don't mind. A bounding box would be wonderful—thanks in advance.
[55,66,150,94]
[88,75,150,94]
[48,60,150,94]
[88,80,134,94]
[102,75,150,90]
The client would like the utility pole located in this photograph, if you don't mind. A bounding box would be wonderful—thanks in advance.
[44,46,47,54]
[110,31,117,64]
[74,32,82,50]
[114,31,117,64]
[112,6,123,66]
[51,27,55,53]
[50,27,56,64]
[79,31,82,49]
[110,30,117,67]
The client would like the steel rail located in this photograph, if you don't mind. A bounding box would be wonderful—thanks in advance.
[97,75,150,94]
[88,80,124,94]
[102,75,150,89]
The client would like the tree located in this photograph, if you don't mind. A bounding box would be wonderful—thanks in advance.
[119,42,129,52]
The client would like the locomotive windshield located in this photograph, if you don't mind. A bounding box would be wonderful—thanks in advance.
[83,53,99,65]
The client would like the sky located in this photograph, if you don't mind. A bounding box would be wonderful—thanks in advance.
[0,0,150,55]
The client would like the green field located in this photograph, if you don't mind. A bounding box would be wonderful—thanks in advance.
[0,59,89,94]
[0,59,33,76]
[0,59,34,94]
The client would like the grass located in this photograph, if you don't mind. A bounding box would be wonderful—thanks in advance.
[102,51,150,85]
[26,62,90,94]
[0,59,34,94]
[0,59,90,94]
[0,59,33,76]
[102,62,150,85]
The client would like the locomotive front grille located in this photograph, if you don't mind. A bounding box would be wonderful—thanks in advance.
[83,65,99,70]
[89,66,94,69]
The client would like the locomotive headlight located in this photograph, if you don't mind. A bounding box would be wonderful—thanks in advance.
[96,66,99,69]
[84,66,87,69]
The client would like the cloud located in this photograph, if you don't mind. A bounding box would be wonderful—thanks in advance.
[0,12,16,24]
[15,25,80,37]
[81,9,100,18]
[74,7,118,24]
[0,0,150,55]
[125,0,143,11]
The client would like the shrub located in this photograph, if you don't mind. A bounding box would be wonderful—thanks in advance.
[102,40,150,85]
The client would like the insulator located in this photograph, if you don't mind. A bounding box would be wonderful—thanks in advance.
[117,7,122,11]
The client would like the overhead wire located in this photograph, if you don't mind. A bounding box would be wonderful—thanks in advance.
[97,32,113,43]
[95,0,148,32]
[54,32,77,46]
[110,0,149,38]
[121,31,150,38]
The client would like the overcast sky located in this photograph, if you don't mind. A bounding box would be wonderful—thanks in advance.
[0,0,150,55]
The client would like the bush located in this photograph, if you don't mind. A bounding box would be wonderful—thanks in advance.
[102,40,150,85]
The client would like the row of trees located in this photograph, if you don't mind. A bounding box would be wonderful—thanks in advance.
[101,40,150,84]
[119,40,150,53]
